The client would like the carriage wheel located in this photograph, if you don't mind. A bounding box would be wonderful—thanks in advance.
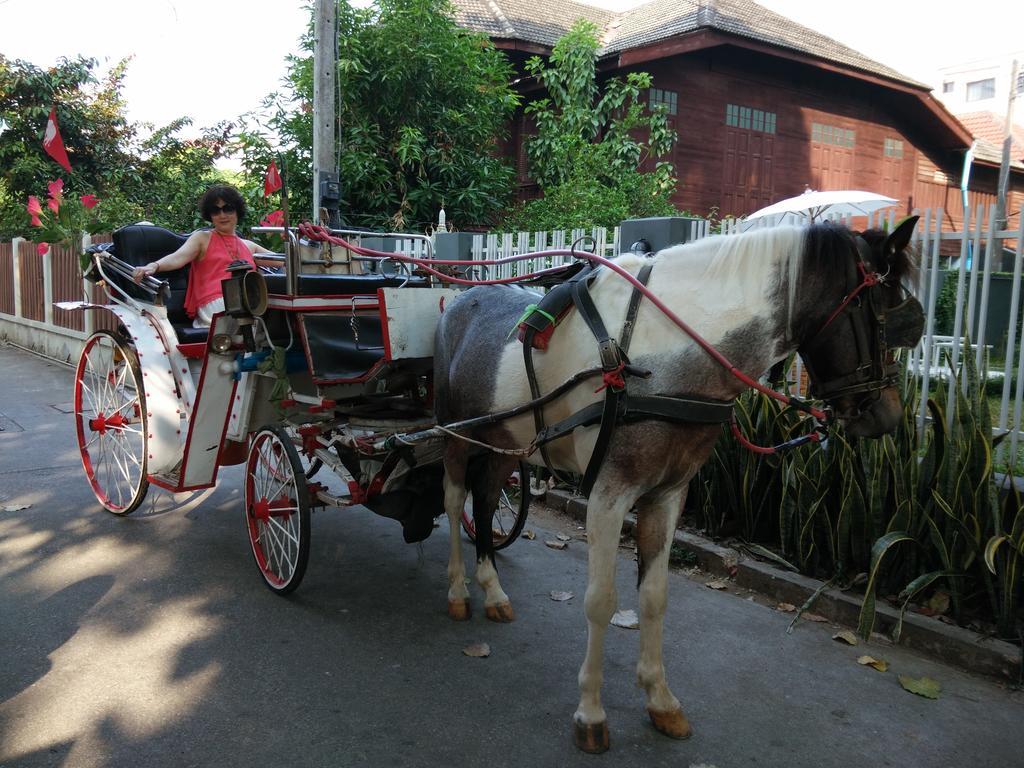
[244,425,311,595]
[74,330,149,515]
[461,462,531,551]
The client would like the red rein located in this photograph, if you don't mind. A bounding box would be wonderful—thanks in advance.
[297,223,834,451]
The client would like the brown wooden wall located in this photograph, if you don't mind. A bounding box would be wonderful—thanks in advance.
[18,241,44,322]
[0,241,12,315]
[504,44,1023,227]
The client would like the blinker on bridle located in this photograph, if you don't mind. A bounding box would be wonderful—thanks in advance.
[800,235,925,408]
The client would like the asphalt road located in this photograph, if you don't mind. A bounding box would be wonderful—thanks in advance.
[1,342,1022,768]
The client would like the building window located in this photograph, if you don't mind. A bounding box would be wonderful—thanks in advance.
[884,137,904,158]
[966,77,996,102]
[812,121,855,148]
[648,88,677,115]
[942,80,955,94]
[725,103,776,133]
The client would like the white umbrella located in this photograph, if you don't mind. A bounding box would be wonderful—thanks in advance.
[744,189,898,226]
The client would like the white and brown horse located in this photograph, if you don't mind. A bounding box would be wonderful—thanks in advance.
[433,218,922,752]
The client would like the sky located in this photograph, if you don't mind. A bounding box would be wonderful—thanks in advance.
[1,0,1021,137]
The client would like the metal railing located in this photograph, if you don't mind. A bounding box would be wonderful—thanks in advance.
[2,208,1022,461]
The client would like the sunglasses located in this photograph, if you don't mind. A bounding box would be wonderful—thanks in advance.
[210,204,236,215]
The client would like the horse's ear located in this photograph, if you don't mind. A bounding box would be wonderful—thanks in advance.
[885,215,918,256]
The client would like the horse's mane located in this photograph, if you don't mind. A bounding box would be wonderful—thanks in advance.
[649,225,808,331]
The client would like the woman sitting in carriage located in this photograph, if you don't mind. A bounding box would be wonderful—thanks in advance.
[132,184,277,327]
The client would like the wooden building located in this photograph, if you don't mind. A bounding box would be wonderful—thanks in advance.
[450,0,1024,228]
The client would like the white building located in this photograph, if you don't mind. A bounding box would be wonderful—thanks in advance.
[934,51,1024,126]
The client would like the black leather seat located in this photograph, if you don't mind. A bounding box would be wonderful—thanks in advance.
[110,225,210,343]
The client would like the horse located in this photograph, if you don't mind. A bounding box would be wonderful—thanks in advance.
[432,217,922,753]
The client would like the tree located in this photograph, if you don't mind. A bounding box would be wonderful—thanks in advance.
[0,54,230,238]
[247,0,520,231]
[507,20,679,231]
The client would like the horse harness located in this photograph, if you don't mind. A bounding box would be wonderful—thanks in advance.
[517,262,734,495]
[798,235,924,409]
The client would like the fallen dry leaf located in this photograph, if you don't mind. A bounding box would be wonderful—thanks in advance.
[857,655,889,672]
[611,609,639,629]
[544,540,568,550]
[803,612,829,623]
[776,602,797,612]
[925,590,950,616]
[1,504,30,512]
[705,580,729,590]
[462,643,491,658]
[523,530,536,540]
[550,590,574,602]
[556,533,571,542]
[898,675,941,699]
[832,630,859,646]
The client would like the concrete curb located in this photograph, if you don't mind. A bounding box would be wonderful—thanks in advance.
[545,488,1022,683]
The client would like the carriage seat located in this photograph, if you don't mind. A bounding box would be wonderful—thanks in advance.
[110,224,209,343]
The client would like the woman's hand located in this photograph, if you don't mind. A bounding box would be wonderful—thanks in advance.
[132,262,159,283]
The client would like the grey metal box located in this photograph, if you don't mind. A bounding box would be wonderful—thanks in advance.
[618,216,703,254]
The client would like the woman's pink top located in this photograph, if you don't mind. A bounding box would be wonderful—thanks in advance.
[184,232,255,318]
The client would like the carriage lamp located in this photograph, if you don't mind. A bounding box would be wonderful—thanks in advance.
[221,261,268,319]
[221,260,269,353]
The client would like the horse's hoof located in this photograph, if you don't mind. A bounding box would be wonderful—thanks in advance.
[647,706,692,740]
[447,598,471,621]
[572,716,610,754]
[485,602,515,622]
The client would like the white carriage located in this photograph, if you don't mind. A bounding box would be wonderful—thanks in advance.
[61,223,529,594]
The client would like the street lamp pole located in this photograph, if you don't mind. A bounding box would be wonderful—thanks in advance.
[994,58,1019,232]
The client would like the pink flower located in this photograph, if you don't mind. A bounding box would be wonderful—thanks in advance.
[47,179,64,200]
[80,193,99,209]
[47,196,60,214]
[37,242,49,256]
[27,196,43,226]
[260,209,285,227]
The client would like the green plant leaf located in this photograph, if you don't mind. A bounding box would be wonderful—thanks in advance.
[857,531,916,639]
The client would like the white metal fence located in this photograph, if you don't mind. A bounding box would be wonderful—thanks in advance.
[462,207,1024,464]
[2,207,1022,462]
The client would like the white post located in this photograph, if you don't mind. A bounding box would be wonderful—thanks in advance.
[42,246,53,326]
[11,236,23,318]
[82,232,94,335]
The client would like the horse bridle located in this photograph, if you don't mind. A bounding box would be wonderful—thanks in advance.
[799,235,924,414]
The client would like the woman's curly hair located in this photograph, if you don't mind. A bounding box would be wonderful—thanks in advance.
[199,185,247,222]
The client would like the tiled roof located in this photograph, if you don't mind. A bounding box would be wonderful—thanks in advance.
[450,0,615,48]
[957,111,1024,161]
[450,0,925,88]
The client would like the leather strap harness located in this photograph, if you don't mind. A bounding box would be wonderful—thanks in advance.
[518,262,734,495]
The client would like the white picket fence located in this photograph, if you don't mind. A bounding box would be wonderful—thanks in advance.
[452,207,1024,464]
[2,207,1022,463]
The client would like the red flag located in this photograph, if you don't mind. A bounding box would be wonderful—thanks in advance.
[42,108,72,174]
[263,160,282,197]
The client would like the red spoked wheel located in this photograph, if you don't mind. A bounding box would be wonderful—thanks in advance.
[461,462,531,551]
[244,425,311,595]
[74,330,149,515]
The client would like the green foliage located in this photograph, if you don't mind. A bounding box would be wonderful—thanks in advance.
[0,54,235,238]
[693,345,1022,639]
[244,0,519,231]
[506,20,677,231]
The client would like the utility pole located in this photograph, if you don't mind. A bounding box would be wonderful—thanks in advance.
[313,0,341,227]
[995,58,1019,231]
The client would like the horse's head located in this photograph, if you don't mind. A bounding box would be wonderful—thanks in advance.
[798,216,923,438]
